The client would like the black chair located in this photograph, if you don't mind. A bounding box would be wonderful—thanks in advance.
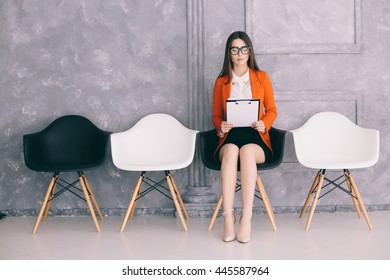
[199,127,286,231]
[23,115,110,233]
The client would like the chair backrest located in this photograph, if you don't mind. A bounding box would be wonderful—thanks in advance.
[290,111,380,169]
[199,129,221,170]
[110,113,199,171]
[199,127,287,171]
[23,115,110,172]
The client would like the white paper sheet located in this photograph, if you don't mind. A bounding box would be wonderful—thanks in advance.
[226,99,260,127]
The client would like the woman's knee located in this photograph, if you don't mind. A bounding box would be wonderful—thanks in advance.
[240,144,265,163]
[220,144,239,162]
[239,145,256,159]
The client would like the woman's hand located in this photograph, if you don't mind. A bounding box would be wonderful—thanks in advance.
[251,120,266,133]
[220,121,234,136]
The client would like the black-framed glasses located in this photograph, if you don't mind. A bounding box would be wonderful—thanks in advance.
[230,46,250,55]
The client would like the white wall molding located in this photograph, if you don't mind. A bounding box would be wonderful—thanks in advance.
[274,90,365,130]
[246,0,362,54]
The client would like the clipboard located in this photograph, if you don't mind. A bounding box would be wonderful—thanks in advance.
[226,99,260,127]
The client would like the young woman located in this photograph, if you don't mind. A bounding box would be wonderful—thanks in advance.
[212,31,277,243]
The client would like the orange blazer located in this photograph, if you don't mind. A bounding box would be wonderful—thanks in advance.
[212,69,277,158]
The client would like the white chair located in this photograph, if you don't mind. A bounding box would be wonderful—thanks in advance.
[290,112,380,230]
[110,113,198,232]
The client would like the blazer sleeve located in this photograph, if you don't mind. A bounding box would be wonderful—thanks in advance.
[261,72,277,131]
[212,78,224,136]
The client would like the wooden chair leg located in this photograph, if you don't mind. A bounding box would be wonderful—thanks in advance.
[33,174,58,234]
[120,172,145,232]
[344,171,361,218]
[256,176,274,221]
[43,176,58,222]
[348,172,373,230]
[169,173,189,220]
[166,174,188,231]
[208,194,223,231]
[256,176,277,231]
[79,173,100,232]
[82,175,104,221]
[300,171,321,218]
[129,181,144,220]
[305,172,325,230]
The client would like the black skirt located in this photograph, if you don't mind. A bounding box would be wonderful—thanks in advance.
[217,127,273,163]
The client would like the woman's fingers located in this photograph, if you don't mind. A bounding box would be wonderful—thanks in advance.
[221,121,234,133]
[251,121,265,132]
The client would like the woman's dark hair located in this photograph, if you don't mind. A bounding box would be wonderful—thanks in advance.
[218,31,260,83]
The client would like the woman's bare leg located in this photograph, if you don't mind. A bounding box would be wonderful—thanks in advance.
[219,144,239,241]
[237,144,265,243]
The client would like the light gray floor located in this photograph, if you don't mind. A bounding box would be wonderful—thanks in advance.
[0,210,389,260]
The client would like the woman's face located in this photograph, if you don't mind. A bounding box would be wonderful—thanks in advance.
[230,38,249,69]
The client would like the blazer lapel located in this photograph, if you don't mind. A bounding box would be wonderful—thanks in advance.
[221,77,231,112]
[249,69,262,99]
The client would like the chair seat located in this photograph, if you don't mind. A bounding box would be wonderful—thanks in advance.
[26,163,106,173]
[111,162,193,172]
[300,159,379,170]
[200,127,286,171]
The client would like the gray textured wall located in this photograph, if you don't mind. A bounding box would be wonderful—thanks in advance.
[1,0,389,217]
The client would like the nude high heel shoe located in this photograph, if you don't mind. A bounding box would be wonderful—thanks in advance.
[222,208,236,242]
[236,209,252,243]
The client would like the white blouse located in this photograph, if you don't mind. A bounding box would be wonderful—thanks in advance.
[229,70,252,99]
